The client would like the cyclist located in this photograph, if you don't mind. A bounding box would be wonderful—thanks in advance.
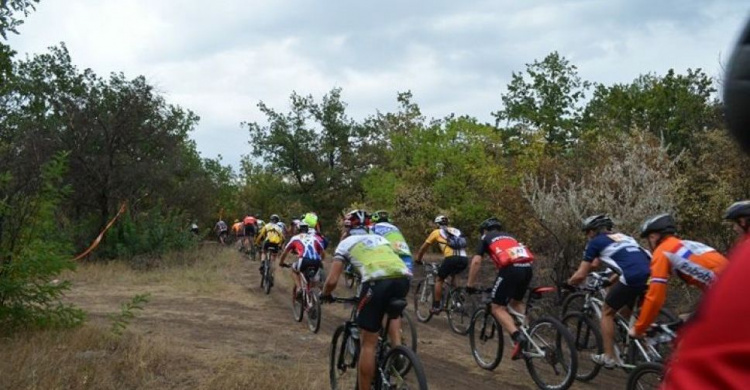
[567,214,651,369]
[415,215,469,315]
[725,200,750,237]
[215,219,228,244]
[255,214,286,279]
[255,215,265,230]
[189,222,199,236]
[279,221,326,301]
[231,219,244,250]
[370,210,413,272]
[466,217,534,360]
[629,213,728,338]
[320,210,412,390]
[242,214,258,252]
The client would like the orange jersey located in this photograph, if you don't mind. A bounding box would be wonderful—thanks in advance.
[635,236,728,334]
[231,222,244,235]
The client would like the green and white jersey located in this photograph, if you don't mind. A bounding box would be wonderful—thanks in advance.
[334,234,411,282]
[371,222,412,257]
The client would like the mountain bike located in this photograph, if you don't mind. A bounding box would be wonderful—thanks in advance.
[469,285,578,390]
[328,295,428,390]
[562,275,680,381]
[344,263,359,290]
[624,321,679,389]
[259,247,278,295]
[414,262,475,335]
[281,262,323,333]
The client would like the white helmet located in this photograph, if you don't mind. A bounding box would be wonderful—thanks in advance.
[434,215,448,226]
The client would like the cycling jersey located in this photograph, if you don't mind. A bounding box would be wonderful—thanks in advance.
[584,232,651,286]
[231,222,244,236]
[663,234,750,389]
[284,233,324,261]
[475,231,534,269]
[256,222,285,246]
[424,227,467,257]
[634,236,728,335]
[334,234,412,282]
[216,220,228,232]
[371,222,412,257]
[243,216,256,226]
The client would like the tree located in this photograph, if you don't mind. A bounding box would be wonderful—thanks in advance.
[494,52,591,153]
[0,0,40,82]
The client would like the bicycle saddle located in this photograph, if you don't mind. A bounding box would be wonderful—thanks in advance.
[386,298,408,319]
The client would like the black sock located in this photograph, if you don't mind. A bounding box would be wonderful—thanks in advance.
[511,331,521,342]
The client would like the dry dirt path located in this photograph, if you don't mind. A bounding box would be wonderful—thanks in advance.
[67,247,628,390]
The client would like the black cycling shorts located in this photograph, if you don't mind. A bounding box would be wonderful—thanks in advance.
[263,241,280,253]
[244,224,257,236]
[491,264,533,306]
[437,256,468,280]
[292,258,321,275]
[357,278,410,333]
[605,282,646,311]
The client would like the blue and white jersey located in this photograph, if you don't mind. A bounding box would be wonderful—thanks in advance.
[584,233,651,286]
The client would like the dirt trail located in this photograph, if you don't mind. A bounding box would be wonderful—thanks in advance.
[68,248,628,390]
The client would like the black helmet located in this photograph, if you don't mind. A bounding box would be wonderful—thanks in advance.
[725,18,750,153]
[640,213,677,238]
[270,214,280,223]
[298,221,310,233]
[724,200,750,221]
[345,209,369,228]
[479,217,503,233]
[582,214,614,232]
[371,210,390,223]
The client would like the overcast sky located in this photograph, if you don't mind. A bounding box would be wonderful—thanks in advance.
[8,0,749,170]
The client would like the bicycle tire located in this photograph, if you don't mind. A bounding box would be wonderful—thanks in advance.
[307,291,322,333]
[263,259,273,295]
[561,311,602,382]
[469,308,503,370]
[560,292,586,317]
[292,286,304,322]
[447,288,474,335]
[414,280,434,323]
[524,315,578,390]
[626,362,664,390]
[260,260,266,289]
[378,345,428,390]
[330,325,358,390]
[400,311,418,352]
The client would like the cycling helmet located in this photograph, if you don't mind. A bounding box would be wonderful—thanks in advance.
[640,213,677,238]
[270,214,280,223]
[724,200,750,221]
[479,217,503,233]
[581,214,614,232]
[725,18,750,153]
[371,210,390,223]
[302,212,318,227]
[298,221,309,233]
[344,209,369,228]
[434,215,448,226]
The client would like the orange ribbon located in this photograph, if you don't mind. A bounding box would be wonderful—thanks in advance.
[73,201,128,261]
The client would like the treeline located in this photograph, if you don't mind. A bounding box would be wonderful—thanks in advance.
[240,53,749,284]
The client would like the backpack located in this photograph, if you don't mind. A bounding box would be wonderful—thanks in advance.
[442,227,467,250]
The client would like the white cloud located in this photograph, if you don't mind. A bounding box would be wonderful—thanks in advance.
[7,0,749,170]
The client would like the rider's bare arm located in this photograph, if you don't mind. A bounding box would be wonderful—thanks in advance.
[467,254,483,287]
[568,260,594,286]
[415,241,430,263]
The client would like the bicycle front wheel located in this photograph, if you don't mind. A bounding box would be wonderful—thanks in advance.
[414,280,434,323]
[399,311,418,352]
[330,325,358,390]
[626,362,664,390]
[380,345,428,390]
[524,316,578,390]
[468,308,503,370]
[263,264,273,295]
[447,288,475,335]
[307,291,322,333]
[292,287,304,322]
[561,311,602,382]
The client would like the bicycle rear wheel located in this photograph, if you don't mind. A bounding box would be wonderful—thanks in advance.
[468,308,503,370]
[263,264,272,295]
[330,325,358,390]
[524,316,578,390]
[307,290,322,333]
[380,345,428,390]
[447,288,475,335]
[626,362,664,390]
[561,311,602,382]
[414,280,433,323]
[292,286,304,322]
[259,260,266,289]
